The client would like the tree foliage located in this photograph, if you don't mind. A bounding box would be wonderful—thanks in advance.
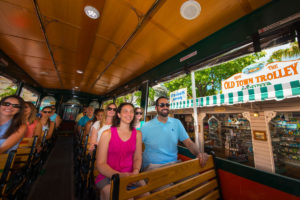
[164,52,266,97]
[0,86,17,99]
[267,41,299,63]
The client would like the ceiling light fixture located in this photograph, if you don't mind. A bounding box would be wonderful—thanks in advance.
[84,5,100,19]
[73,86,79,90]
[76,70,84,74]
[180,0,201,20]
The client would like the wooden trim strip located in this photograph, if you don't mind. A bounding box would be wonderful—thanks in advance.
[118,157,214,199]
[176,180,218,200]
[142,170,216,200]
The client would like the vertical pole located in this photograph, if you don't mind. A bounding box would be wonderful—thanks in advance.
[99,98,103,109]
[191,72,202,152]
[15,81,24,96]
[140,80,149,121]
[35,94,41,107]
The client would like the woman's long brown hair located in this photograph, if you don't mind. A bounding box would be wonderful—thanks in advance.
[24,101,37,124]
[112,103,135,130]
[1,95,25,139]
[100,103,117,128]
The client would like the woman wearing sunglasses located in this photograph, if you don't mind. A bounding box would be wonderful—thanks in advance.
[23,101,42,138]
[0,95,26,153]
[39,106,55,140]
[88,103,117,152]
[96,102,145,200]
[133,107,145,131]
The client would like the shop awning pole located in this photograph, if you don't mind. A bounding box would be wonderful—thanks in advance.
[191,71,203,152]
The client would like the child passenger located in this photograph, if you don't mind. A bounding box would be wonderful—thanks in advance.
[95,103,144,200]
[0,95,26,153]
[133,107,144,131]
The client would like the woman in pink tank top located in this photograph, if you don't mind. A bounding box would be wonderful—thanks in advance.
[96,103,143,200]
[23,102,42,138]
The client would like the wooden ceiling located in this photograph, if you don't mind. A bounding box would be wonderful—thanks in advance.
[0,0,271,95]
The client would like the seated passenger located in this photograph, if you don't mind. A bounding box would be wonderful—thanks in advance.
[88,103,116,151]
[75,106,87,123]
[85,108,104,137]
[96,103,143,200]
[39,106,55,140]
[75,106,87,131]
[133,107,145,131]
[141,96,208,171]
[50,105,62,129]
[0,95,26,153]
[23,101,42,138]
[77,106,94,133]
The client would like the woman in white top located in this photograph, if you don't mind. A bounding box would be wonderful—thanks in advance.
[89,103,117,152]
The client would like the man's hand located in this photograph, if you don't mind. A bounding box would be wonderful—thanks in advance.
[197,152,209,167]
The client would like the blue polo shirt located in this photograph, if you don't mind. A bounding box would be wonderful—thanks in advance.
[141,116,189,168]
[78,115,93,127]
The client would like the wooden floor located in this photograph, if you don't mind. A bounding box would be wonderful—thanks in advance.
[27,135,75,200]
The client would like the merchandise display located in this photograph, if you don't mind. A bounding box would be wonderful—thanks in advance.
[174,114,195,141]
[270,112,300,179]
[204,114,254,166]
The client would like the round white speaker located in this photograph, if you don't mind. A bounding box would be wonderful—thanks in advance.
[180,0,201,20]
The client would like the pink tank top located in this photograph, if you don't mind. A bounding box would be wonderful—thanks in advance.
[24,120,38,138]
[95,127,137,184]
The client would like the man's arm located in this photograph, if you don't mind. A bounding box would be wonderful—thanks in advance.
[182,138,208,167]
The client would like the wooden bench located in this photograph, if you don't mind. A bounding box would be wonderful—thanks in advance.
[13,136,38,169]
[0,151,16,198]
[110,155,220,200]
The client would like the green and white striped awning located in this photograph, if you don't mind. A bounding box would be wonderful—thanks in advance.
[147,80,300,112]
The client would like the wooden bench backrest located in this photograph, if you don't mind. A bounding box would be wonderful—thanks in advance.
[14,137,38,167]
[0,151,16,196]
[0,154,9,178]
[111,156,219,200]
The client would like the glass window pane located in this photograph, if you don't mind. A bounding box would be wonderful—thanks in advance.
[102,99,113,108]
[66,98,80,105]
[0,76,17,99]
[270,112,300,180]
[89,100,99,109]
[20,87,38,105]
[204,113,254,167]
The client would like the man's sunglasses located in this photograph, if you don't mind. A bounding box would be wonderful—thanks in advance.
[107,107,117,111]
[135,112,143,115]
[1,102,21,108]
[157,103,170,108]
[43,111,52,114]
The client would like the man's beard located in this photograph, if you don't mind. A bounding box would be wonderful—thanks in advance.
[158,109,169,117]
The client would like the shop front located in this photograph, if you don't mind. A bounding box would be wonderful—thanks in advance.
[165,59,300,180]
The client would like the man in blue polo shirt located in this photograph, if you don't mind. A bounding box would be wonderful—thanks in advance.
[77,106,94,132]
[141,96,208,170]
